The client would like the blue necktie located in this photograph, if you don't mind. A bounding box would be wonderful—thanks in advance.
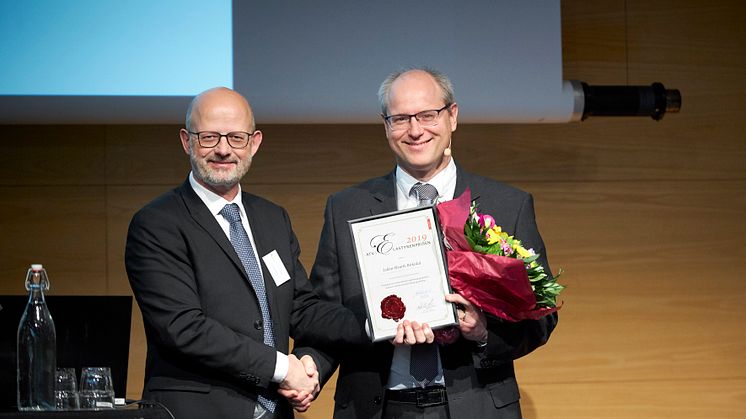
[408,183,440,386]
[220,203,276,412]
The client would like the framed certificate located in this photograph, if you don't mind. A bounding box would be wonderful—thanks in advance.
[348,205,458,342]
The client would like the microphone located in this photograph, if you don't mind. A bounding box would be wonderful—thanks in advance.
[443,138,452,157]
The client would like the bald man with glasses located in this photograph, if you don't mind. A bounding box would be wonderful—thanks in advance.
[125,87,369,419]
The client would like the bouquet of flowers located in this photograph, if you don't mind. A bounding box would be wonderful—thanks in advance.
[436,188,563,324]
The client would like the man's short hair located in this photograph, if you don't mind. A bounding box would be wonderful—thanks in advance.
[377,67,455,115]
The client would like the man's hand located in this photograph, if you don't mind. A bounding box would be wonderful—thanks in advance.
[278,354,319,412]
[391,320,434,345]
[445,293,488,342]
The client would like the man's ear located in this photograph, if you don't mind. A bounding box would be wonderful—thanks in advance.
[249,130,263,157]
[449,103,459,132]
[179,129,191,155]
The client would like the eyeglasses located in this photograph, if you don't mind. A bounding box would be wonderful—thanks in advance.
[188,131,255,149]
[382,104,451,129]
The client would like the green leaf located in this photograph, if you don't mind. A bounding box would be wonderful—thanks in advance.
[522,254,539,264]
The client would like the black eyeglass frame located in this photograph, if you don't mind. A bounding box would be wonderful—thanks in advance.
[187,130,257,149]
[382,103,452,128]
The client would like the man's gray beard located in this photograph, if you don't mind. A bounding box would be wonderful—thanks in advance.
[190,153,250,188]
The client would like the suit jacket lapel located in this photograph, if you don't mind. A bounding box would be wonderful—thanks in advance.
[366,169,398,215]
[178,180,269,310]
[177,181,248,279]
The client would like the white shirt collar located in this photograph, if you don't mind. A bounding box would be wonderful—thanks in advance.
[395,159,457,207]
[188,172,247,219]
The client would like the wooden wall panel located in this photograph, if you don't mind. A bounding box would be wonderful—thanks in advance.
[0,186,107,295]
[516,180,746,385]
[453,118,745,183]
[519,379,746,419]
[0,126,106,186]
[105,125,188,186]
[561,0,627,83]
[249,125,394,185]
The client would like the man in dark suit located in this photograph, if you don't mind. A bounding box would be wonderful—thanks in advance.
[125,87,367,419]
[305,68,558,418]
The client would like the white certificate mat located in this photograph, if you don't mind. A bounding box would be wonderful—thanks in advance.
[349,206,457,342]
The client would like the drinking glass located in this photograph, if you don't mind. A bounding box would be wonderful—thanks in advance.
[79,367,114,410]
[55,367,80,410]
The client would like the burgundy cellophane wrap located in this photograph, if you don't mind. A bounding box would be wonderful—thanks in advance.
[437,189,558,322]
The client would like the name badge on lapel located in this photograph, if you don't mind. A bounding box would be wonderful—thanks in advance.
[262,250,290,286]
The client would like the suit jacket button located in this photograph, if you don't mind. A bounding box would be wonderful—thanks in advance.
[254,320,263,330]
[373,396,382,405]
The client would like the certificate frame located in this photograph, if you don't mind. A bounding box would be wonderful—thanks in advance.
[348,205,458,342]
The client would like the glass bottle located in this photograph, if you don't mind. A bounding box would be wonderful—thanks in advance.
[17,264,57,411]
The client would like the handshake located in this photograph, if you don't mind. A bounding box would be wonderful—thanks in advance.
[277,354,320,412]
[274,319,437,412]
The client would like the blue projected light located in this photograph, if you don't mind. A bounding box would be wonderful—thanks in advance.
[0,0,232,96]
[0,1,568,124]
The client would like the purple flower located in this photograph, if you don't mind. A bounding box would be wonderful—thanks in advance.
[478,214,496,229]
[501,241,512,255]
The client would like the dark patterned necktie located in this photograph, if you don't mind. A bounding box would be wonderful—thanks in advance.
[220,203,276,412]
[408,183,440,385]
[410,182,439,206]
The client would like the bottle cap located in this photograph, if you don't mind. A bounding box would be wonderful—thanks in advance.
[31,264,43,271]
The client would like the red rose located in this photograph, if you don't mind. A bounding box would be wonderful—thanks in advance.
[380,294,406,322]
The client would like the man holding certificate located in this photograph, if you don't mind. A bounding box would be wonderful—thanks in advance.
[304,68,558,418]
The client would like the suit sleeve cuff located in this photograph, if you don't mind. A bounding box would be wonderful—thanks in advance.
[272,351,289,383]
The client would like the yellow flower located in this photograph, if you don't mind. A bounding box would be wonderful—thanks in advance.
[515,245,532,258]
[485,226,505,244]
[485,229,499,244]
